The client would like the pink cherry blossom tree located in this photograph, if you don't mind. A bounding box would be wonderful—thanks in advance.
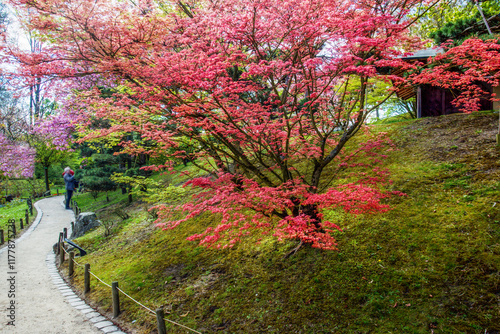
[0,132,35,178]
[30,112,74,191]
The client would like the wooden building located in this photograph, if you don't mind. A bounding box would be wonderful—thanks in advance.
[396,48,500,118]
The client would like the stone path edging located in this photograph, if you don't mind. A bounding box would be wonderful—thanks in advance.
[52,199,128,334]
[46,252,126,334]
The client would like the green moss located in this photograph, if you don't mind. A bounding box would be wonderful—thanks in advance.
[57,112,500,333]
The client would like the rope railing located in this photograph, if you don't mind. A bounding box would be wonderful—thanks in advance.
[89,271,112,288]
[158,314,203,333]
[58,236,202,334]
[116,287,156,315]
[72,255,85,267]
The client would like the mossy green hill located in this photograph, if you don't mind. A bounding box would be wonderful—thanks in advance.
[62,111,499,334]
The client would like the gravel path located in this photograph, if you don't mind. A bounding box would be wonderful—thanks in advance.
[0,196,103,333]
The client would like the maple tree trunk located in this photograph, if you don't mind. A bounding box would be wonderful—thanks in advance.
[290,198,322,230]
[301,204,323,230]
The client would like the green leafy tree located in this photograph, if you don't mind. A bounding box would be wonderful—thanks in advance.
[430,2,500,44]
[33,141,68,192]
[410,0,500,44]
[80,154,120,201]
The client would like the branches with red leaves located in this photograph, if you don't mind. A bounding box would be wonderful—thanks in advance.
[411,38,500,112]
[5,0,438,250]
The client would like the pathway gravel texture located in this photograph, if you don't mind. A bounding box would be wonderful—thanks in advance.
[0,196,109,333]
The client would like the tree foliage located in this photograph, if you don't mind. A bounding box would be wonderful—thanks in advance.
[429,1,500,44]
[409,0,500,43]
[80,153,119,195]
[7,0,442,250]
[410,37,500,113]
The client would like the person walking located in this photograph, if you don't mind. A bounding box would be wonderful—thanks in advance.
[63,167,76,209]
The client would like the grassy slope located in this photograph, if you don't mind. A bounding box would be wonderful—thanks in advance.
[62,111,499,334]
[0,199,36,231]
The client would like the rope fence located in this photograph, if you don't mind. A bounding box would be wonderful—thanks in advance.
[58,233,202,334]
[116,287,156,315]
[89,271,112,288]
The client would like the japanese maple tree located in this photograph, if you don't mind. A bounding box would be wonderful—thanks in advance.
[8,0,440,250]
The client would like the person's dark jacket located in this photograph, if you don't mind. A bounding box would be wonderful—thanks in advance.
[64,172,76,191]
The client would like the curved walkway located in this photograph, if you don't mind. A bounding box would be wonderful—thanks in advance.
[0,196,125,333]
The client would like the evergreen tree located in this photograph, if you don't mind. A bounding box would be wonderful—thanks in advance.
[80,154,120,200]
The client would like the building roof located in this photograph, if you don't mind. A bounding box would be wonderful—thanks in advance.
[401,47,444,60]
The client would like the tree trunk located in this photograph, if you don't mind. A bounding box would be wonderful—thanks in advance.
[44,167,50,192]
[301,203,322,230]
[290,199,322,230]
[476,2,493,35]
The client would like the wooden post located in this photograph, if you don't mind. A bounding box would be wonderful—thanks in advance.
[84,264,91,294]
[57,188,59,196]
[112,281,120,318]
[69,251,75,276]
[57,232,64,255]
[20,218,23,229]
[156,309,167,334]
[25,210,29,227]
[0,229,4,244]
[416,86,422,118]
[28,198,33,216]
[10,219,16,236]
[59,242,65,265]
[63,228,68,240]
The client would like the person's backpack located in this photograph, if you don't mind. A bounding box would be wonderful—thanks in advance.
[73,179,79,188]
